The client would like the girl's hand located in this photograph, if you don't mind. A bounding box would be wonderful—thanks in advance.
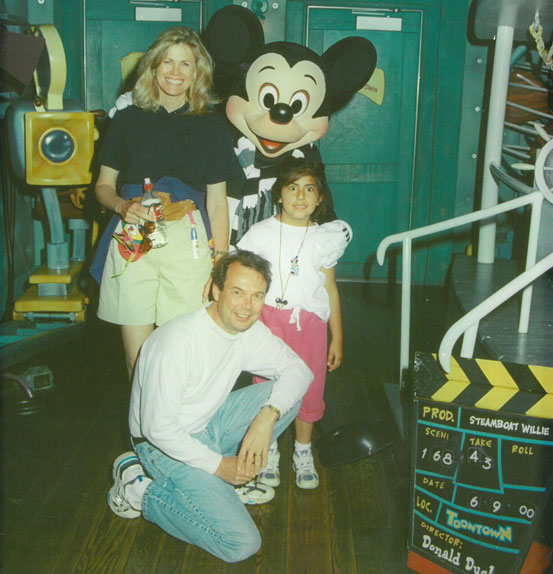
[321,265,343,372]
[327,338,342,372]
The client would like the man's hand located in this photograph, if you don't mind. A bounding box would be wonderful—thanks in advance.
[214,456,256,485]
[237,406,279,476]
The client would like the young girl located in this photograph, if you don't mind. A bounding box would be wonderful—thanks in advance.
[237,156,352,489]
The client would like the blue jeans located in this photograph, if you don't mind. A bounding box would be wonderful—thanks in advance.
[134,381,299,563]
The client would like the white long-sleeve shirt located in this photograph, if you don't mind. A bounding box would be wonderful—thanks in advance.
[129,305,313,474]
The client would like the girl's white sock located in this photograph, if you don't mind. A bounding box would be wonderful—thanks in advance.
[294,440,312,454]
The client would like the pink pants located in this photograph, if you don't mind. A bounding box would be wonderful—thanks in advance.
[253,305,327,423]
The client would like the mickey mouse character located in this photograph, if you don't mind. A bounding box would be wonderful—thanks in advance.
[203,5,377,243]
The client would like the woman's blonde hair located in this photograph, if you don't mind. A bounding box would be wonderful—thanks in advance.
[133,27,217,113]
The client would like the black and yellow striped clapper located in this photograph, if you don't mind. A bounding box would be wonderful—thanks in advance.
[412,352,553,419]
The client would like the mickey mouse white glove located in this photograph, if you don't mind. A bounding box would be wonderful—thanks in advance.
[108,91,134,118]
[315,220,353,267]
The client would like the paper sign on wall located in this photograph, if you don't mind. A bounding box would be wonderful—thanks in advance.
[359,68,385,106]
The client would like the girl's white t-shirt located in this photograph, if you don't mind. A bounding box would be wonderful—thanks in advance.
[237,217,352,322]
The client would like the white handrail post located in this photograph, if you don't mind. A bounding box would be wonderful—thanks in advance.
[376,188,549,378]
[519,192,543,332]
[478,24,514,264]
[400,237,412,386]
[460,322,479,358]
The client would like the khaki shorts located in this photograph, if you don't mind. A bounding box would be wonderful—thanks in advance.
[98,211,212,326]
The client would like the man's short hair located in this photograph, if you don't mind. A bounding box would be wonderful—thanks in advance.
[212,250,272,292]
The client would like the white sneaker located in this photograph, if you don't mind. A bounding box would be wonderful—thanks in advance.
[235,480,275,505]
[293,449,319,489]
[107,452,147,519]
[258,446,280,487]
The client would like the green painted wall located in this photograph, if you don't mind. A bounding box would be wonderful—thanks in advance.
[0,0,54,26]
[54,1,85,104]
[284,0,481,284]
[83,1,203,112]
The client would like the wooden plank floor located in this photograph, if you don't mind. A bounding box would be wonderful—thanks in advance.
[450,254,553,367]
[0,283,450,573]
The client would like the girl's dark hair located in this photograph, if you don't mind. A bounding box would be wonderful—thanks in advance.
[271,156,330,223]
[212,250,272,292]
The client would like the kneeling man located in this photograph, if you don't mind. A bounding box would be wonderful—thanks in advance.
[107,250,313,563]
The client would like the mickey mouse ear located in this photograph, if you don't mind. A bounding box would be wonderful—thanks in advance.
[203,5,264,67]
[322,36,377,114]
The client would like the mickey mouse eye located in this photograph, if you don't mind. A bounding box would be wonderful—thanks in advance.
[290,91,309,116]
[259,84,279,110]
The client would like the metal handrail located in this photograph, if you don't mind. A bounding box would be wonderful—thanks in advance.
[489,163,535,195]
[376,186,544,383]
[438,251,553,372]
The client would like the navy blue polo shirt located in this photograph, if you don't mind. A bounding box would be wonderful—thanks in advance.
[99,104,242,192]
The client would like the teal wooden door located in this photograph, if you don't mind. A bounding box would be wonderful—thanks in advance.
[84,0,204,113]
[306,8,421,279]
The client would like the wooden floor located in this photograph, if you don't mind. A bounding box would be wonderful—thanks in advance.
[450,254,553,367]
[1,283,451,573]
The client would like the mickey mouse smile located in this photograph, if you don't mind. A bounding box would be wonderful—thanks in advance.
[257,136,291,155]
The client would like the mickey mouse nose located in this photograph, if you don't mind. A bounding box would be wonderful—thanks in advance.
[270,103,293,124]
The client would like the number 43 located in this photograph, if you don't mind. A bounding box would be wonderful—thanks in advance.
[469,448,493,470]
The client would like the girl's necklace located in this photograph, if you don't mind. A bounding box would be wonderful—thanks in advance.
[275,217,310,310]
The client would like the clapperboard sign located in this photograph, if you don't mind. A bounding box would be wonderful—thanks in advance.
[408,352,553,574]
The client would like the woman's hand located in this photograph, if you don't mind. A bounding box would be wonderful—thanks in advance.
[202,276,213,303]
[206,182,229,256]
[117,199,154,224]
[95,164,154,224]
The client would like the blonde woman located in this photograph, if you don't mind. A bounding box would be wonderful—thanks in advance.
[92,27,241,376]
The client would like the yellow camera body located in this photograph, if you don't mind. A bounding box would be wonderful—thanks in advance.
[25,110,94,186]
